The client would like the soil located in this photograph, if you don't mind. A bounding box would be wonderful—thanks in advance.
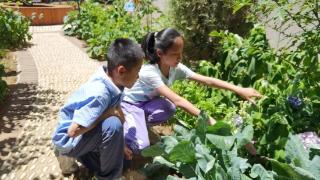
[1,52,17,86]
[0,52,19,137]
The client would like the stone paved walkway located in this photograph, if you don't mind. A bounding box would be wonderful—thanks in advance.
[1,25,103,180]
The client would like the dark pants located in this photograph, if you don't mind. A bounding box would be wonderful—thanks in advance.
[66,116,124,180]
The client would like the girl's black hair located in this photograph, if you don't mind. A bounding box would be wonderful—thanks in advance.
[141,28,182,64]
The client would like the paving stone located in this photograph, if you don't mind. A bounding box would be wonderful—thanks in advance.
[4,25,102,179]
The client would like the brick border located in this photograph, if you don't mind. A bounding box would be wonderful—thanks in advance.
[15,49,38,84]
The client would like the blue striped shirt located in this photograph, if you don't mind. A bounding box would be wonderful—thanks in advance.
[52,66,123,154]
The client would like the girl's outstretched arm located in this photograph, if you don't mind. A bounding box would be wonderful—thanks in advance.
[156,85,216,124]
[189,73,262,104]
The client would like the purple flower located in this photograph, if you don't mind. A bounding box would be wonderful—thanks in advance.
[287,96,303,109]
[233,114,243,127]
[298,132,320,150]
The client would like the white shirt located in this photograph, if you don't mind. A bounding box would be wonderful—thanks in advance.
[123,63,195,102]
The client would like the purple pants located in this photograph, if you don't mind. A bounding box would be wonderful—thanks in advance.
[121,98,176,154]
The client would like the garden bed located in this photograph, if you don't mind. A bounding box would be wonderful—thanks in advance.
[1,3,74,25]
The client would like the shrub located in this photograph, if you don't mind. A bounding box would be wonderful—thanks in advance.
[0,8,31,49]
[64,0,157,60]
[169,0,251,63]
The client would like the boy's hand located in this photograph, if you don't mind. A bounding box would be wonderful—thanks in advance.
[124,145,133,160]
[97,105,125,124]
[68,122,83,138]
[68,105,126,138]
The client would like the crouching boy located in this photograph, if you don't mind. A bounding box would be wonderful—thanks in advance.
[52,38,144,179]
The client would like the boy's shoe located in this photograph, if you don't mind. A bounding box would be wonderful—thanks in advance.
[57,155,79,175]
[54,147,79,175]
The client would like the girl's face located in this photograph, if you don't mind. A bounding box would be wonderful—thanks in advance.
[157,36,184,68]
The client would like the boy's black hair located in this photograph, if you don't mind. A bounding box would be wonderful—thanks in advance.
[106,38,145,72]
[141,28,181,64]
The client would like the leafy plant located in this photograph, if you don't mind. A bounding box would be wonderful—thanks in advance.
[0,8,30,103]
[143,113,320,179]
[169,0,252,62]
[142,112,276,179]
[63,0,158,60]
[0,8,31,49]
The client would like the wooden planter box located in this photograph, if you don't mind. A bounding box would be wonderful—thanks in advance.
[1,3,74,26]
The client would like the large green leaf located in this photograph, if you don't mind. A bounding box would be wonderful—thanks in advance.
[153,156,176,169]
[248,57,256,79]
[207,121,232,136]
[179,163,198,179]
[269,159,315,180]
[162,136,179,154]
[206,134,235,150]
[166,175,196,180]
[196,111,209,142]
[195,144,215,173]
[285,134,309,169]
[141,143,165,157]
[250,164,274,179]
[173,124,190,136]
[213,164,228,180]
[141,162,172,179]
[168,141,196,163]
[236,124,254,147]
[227,157,251,180]
[309,156,320,180]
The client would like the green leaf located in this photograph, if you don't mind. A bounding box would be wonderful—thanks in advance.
[250,164,274,179]
[236,124,254,147]
[166,175,183,180]
[141,143,165,157]
[141,162,171,178]
[227,157,251,180]
[207,121,232,136]
[168,141,196,163]
[232,1,251,14]
[167,175,196,180]
[196,111,208,142]
[153,156,176,169]
[209,30,222,37]
[173,124,190,136]
[162,136,179,154]
[179,163,198,179]
[206,134,235,150]
[195,144,215,173]
[285,134,310,169]
[269,159,315,180]
[248,57,256,79]
[214,164,228,180]
[309,156,320,180]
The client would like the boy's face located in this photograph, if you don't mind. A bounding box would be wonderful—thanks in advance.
[119,59,143,88]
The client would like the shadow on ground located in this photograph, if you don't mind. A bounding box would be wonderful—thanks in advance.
[0,83,63,176]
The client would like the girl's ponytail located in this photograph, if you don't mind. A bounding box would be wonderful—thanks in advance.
[142,28,182,64]
[141,32,159,64]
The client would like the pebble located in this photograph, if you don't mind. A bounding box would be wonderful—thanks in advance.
[28,172,35,180]
[43,166,48,173]
[20,172,27,179]
[9,173,15,180]
[1,174,7,180]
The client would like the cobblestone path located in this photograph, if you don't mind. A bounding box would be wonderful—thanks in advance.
[1,25,103,180]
